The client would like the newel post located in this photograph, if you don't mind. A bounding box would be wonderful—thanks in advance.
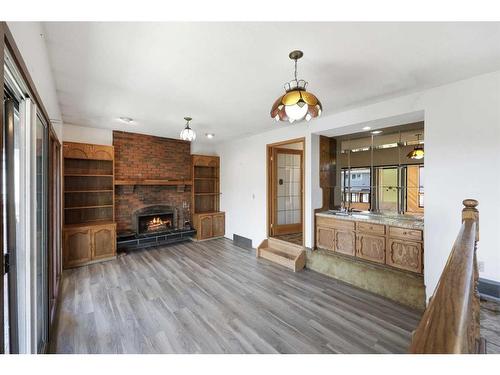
[462,199,479,242]
[463,199,482,352]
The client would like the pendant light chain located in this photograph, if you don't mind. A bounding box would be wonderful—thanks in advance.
[294,58,298,81]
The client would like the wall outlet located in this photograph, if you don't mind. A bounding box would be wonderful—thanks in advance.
[478,261,485,272]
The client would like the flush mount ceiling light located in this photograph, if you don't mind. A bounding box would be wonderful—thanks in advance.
[180,116,196,142]
[371,130,383,135]
[118,116,134,124]
[270,50,322,124]
[205,133,215,139]
[362,126,371,131]
[407,133,424,160]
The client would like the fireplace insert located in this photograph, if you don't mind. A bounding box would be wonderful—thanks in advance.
[138,212,173,234]
[133,205,177,236]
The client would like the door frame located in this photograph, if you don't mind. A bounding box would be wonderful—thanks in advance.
[266,137,305,245]
[1,22,62,354]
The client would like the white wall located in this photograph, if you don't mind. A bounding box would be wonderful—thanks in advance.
[63,123,113,144]
[422,73,500,291]
[215,70,500,299]
[7,22,63,140]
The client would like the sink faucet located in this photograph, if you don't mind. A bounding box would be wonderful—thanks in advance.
[340,201,351,214]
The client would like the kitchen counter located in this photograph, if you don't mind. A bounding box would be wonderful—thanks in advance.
[314,208,425,305]
[316,210,424,230]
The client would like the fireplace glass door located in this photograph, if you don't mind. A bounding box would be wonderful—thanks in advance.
[137,212,174,235]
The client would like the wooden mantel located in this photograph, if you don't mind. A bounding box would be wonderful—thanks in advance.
[114,179,193,186]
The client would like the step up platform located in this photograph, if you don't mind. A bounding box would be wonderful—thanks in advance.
[256,237,306,272]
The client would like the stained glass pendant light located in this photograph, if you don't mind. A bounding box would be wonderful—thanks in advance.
[271,50,322,123]
[180,116,196,142]
[407,134,424,160]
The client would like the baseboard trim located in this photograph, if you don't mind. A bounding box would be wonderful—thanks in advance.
[233,234,253,250]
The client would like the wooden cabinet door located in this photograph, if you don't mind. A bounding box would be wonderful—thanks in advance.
[63,228,91,268]
[91,225,116,260]
[334,230,356,256]
[63,142,92,159]
[316,226,335,251]
[356,234,386,264]
[193,155,219,167]
[91,145,114,161]
[212,213,225,237]
[199,215,213,239]
[386,239,423,273]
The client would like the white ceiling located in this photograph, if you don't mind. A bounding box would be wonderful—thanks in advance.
[42,22,500,144]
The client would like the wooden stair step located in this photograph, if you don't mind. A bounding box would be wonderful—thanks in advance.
[268,237,305,255]
[262,247,296,260]
[256,238,306,272]
[259,248,296,268]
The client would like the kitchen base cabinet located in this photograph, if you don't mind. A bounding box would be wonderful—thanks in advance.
[334,230,356,256]
[92,225,117,261]
[386,238,423,274]
[63,222,116,269]
[356,234,386,264]
[193,212,225,240]
[316,226,335,251]
[212,213,225,237]
[315,213,423,275]
[63,227,92,268]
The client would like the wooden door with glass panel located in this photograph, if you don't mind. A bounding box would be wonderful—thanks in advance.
[271,148,303,236]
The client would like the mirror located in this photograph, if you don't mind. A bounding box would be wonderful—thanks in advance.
[328,121,424,215]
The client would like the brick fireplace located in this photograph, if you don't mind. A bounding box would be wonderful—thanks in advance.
[113,131,192,234]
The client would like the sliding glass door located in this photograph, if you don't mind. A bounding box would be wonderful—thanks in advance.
[3,48,52,353]
[3,93,24,353]
[35,114,48,353]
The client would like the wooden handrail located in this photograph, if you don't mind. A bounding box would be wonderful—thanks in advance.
[409,199,484,354]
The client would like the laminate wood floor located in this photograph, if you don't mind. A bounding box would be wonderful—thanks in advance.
[51,238,423,354]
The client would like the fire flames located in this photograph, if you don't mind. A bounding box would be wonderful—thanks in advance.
[146,216,171,232]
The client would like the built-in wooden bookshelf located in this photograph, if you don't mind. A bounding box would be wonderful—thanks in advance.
[62,142,116,268]
[191,155,225,240]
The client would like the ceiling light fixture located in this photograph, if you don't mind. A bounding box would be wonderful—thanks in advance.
[180,116,196,142]
[407,133,424,160]
[362,126,371,131]
[270,50,322,124]
[371,130,383,135]
[205,133,215,139]
[118,116,133,124]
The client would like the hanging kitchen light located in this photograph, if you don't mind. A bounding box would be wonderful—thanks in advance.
[407,133,424,160]
[270,50,322,124]
[180,116,196,142]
